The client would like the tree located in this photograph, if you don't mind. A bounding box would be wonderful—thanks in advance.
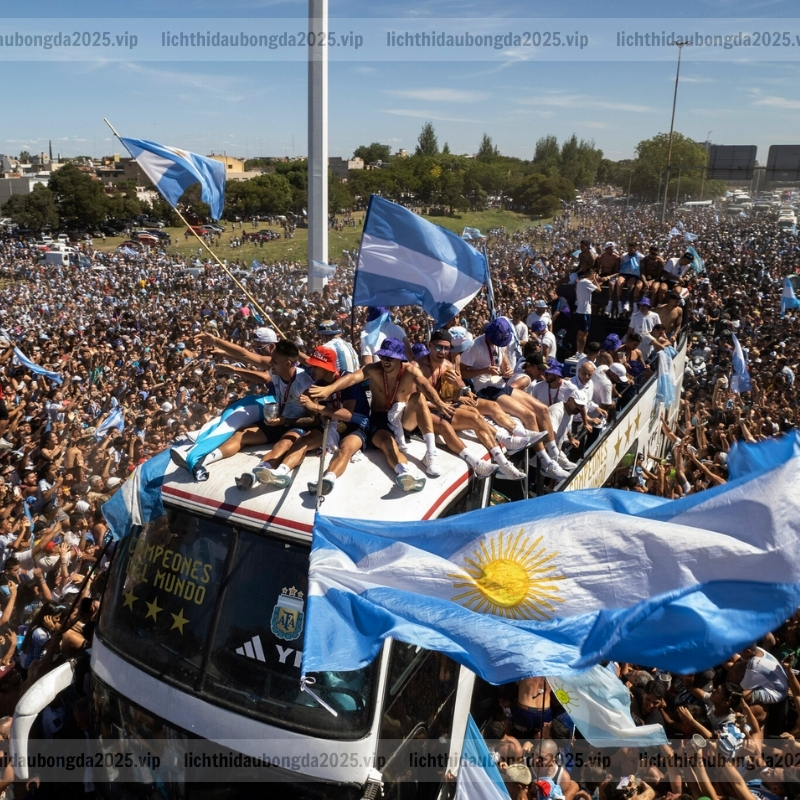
[18,151,31,163]
[1,184,59,231]
[353,143,391,165]
[441,142,451,155]
[48,164,108,228]
[177,183,210,222]
[477,134,499,161]
[532,135,561,176]
[630,133,725,201]
[415,123,439,157]
[508,173,574,217]
[107,180,143,222]
[328,175,354,215]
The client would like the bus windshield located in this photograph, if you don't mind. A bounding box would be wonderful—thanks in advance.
[98,509,378,739]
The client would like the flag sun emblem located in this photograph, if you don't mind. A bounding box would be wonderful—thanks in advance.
[448,530,565,620]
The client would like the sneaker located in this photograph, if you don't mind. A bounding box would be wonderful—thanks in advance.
[235,472,256,491]
[471,459,499,478]
[497,462,526,480]
[623,301,631,313]
[307,476,336,496]
[254,464,292,488]
[616,302,624,316]
[396,472,426,492]
[556,452,579,471]
[604,301,613,315]
[503,434,531,453]
[526,430,548,446]
[192,464,209,482]
[423,452,442,477]
[541,462,570,481]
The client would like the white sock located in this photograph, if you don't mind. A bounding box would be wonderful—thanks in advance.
[423,432,437,457]
[323,471,336,485]
[459,448,479,468]
[545,440,559,459]
[490,446,510,466]
[394,462,409,475]
[511,425,527,438]
[539,450,556,468]
[204,448,223,465]
[387,402,408,453]
[275,463,290,475]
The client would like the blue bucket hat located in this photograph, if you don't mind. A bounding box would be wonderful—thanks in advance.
[484,317,513,347]
[367,306,389,322]
[411,342,430,360]
[375,337,407,361]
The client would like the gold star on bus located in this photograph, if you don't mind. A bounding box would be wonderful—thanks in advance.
[123,590,137,611]
[145,597,162,621]
[170,608,189,635]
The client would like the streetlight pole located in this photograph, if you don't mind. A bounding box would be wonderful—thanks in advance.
[700,130,712,201]
[660,40,689,225]
[627,168,633,205]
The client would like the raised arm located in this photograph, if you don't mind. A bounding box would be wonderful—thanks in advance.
[307,368,366,401]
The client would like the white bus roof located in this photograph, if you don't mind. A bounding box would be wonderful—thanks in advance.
[159,435,485,542]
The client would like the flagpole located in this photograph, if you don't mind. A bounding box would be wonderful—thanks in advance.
[482,245,496,321]
[349,194,375,351]
[103,118,287,340]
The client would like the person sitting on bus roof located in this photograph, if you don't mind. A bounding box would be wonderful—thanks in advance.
[459,319,571,481]
[235,346,369,495]
[169,339,310,482]
[416,330,529,480]
[309,337,453,492]
[195,325,278,371]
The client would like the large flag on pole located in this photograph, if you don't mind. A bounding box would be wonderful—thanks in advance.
[118,137,226,220]
[547,666,667,746]
[455,716,509,800]
[302,433,800,681]
[781,276,800,317]
[353,196,488,328]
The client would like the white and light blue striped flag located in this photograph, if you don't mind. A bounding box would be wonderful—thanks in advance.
[95,407,125,440]
[354,196,488,328]
[13,347,62,385]
[310,260,337,279]
[684,232,698,242]
[730,333,752,394]
[781,276,800,317]
[455,716,509,800]
[303,433,800,681]
[685,245,705,274]
[461,227,484,241]
[547,666,667,746]
[118,137,226,220]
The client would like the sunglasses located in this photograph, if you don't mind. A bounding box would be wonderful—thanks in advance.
[433,344,451,352]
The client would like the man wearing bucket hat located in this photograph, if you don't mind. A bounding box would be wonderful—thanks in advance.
[309,338,453,491]
[460,319,571,480]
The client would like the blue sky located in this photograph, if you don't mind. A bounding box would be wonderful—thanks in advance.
[2,0,799,164]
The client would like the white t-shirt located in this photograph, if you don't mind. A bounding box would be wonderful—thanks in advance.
[525,310,552,329]
[629,311,657,336]
[513,321,529,343]
[462,334,507,392]
[576,278,597,314]
[741,649,788,703]
[540,330,557,358]
[359,320,408,358]
[591,369,614,407]
[664,256,691,280]
[531,379,567,407]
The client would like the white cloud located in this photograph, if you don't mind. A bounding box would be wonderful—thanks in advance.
[753,95,800,110]
[680,77,715,83]
[383,109,479,123]
[515,94,652,113]
[385,88,488,102]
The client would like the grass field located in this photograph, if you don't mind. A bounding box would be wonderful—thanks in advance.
[95,208,549,266]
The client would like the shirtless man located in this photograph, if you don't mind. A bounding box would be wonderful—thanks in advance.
[417,330,526,479]
[308,337,452,491]
[460,319,571,480]
[596,242,621,316]
[655,292,684,336]
[511,676,552,739]
[641,244,665,302]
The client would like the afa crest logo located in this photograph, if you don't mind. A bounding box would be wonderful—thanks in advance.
[270,587,305,641]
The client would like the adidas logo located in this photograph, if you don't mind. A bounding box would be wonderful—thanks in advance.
[235,635,265,662]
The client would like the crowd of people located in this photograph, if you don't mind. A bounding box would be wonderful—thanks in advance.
[0,191,796,797]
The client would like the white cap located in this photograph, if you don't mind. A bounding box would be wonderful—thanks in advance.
[604,241,616,250]
[254,327,278,344]
[609,363,629,383]
[564,385,587,406]
[160,402,173,413]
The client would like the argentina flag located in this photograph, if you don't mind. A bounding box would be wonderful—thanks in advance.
[781,276,800,317]
[354,196,488,328]
[303,433,800,681]
[118,137,226,220]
